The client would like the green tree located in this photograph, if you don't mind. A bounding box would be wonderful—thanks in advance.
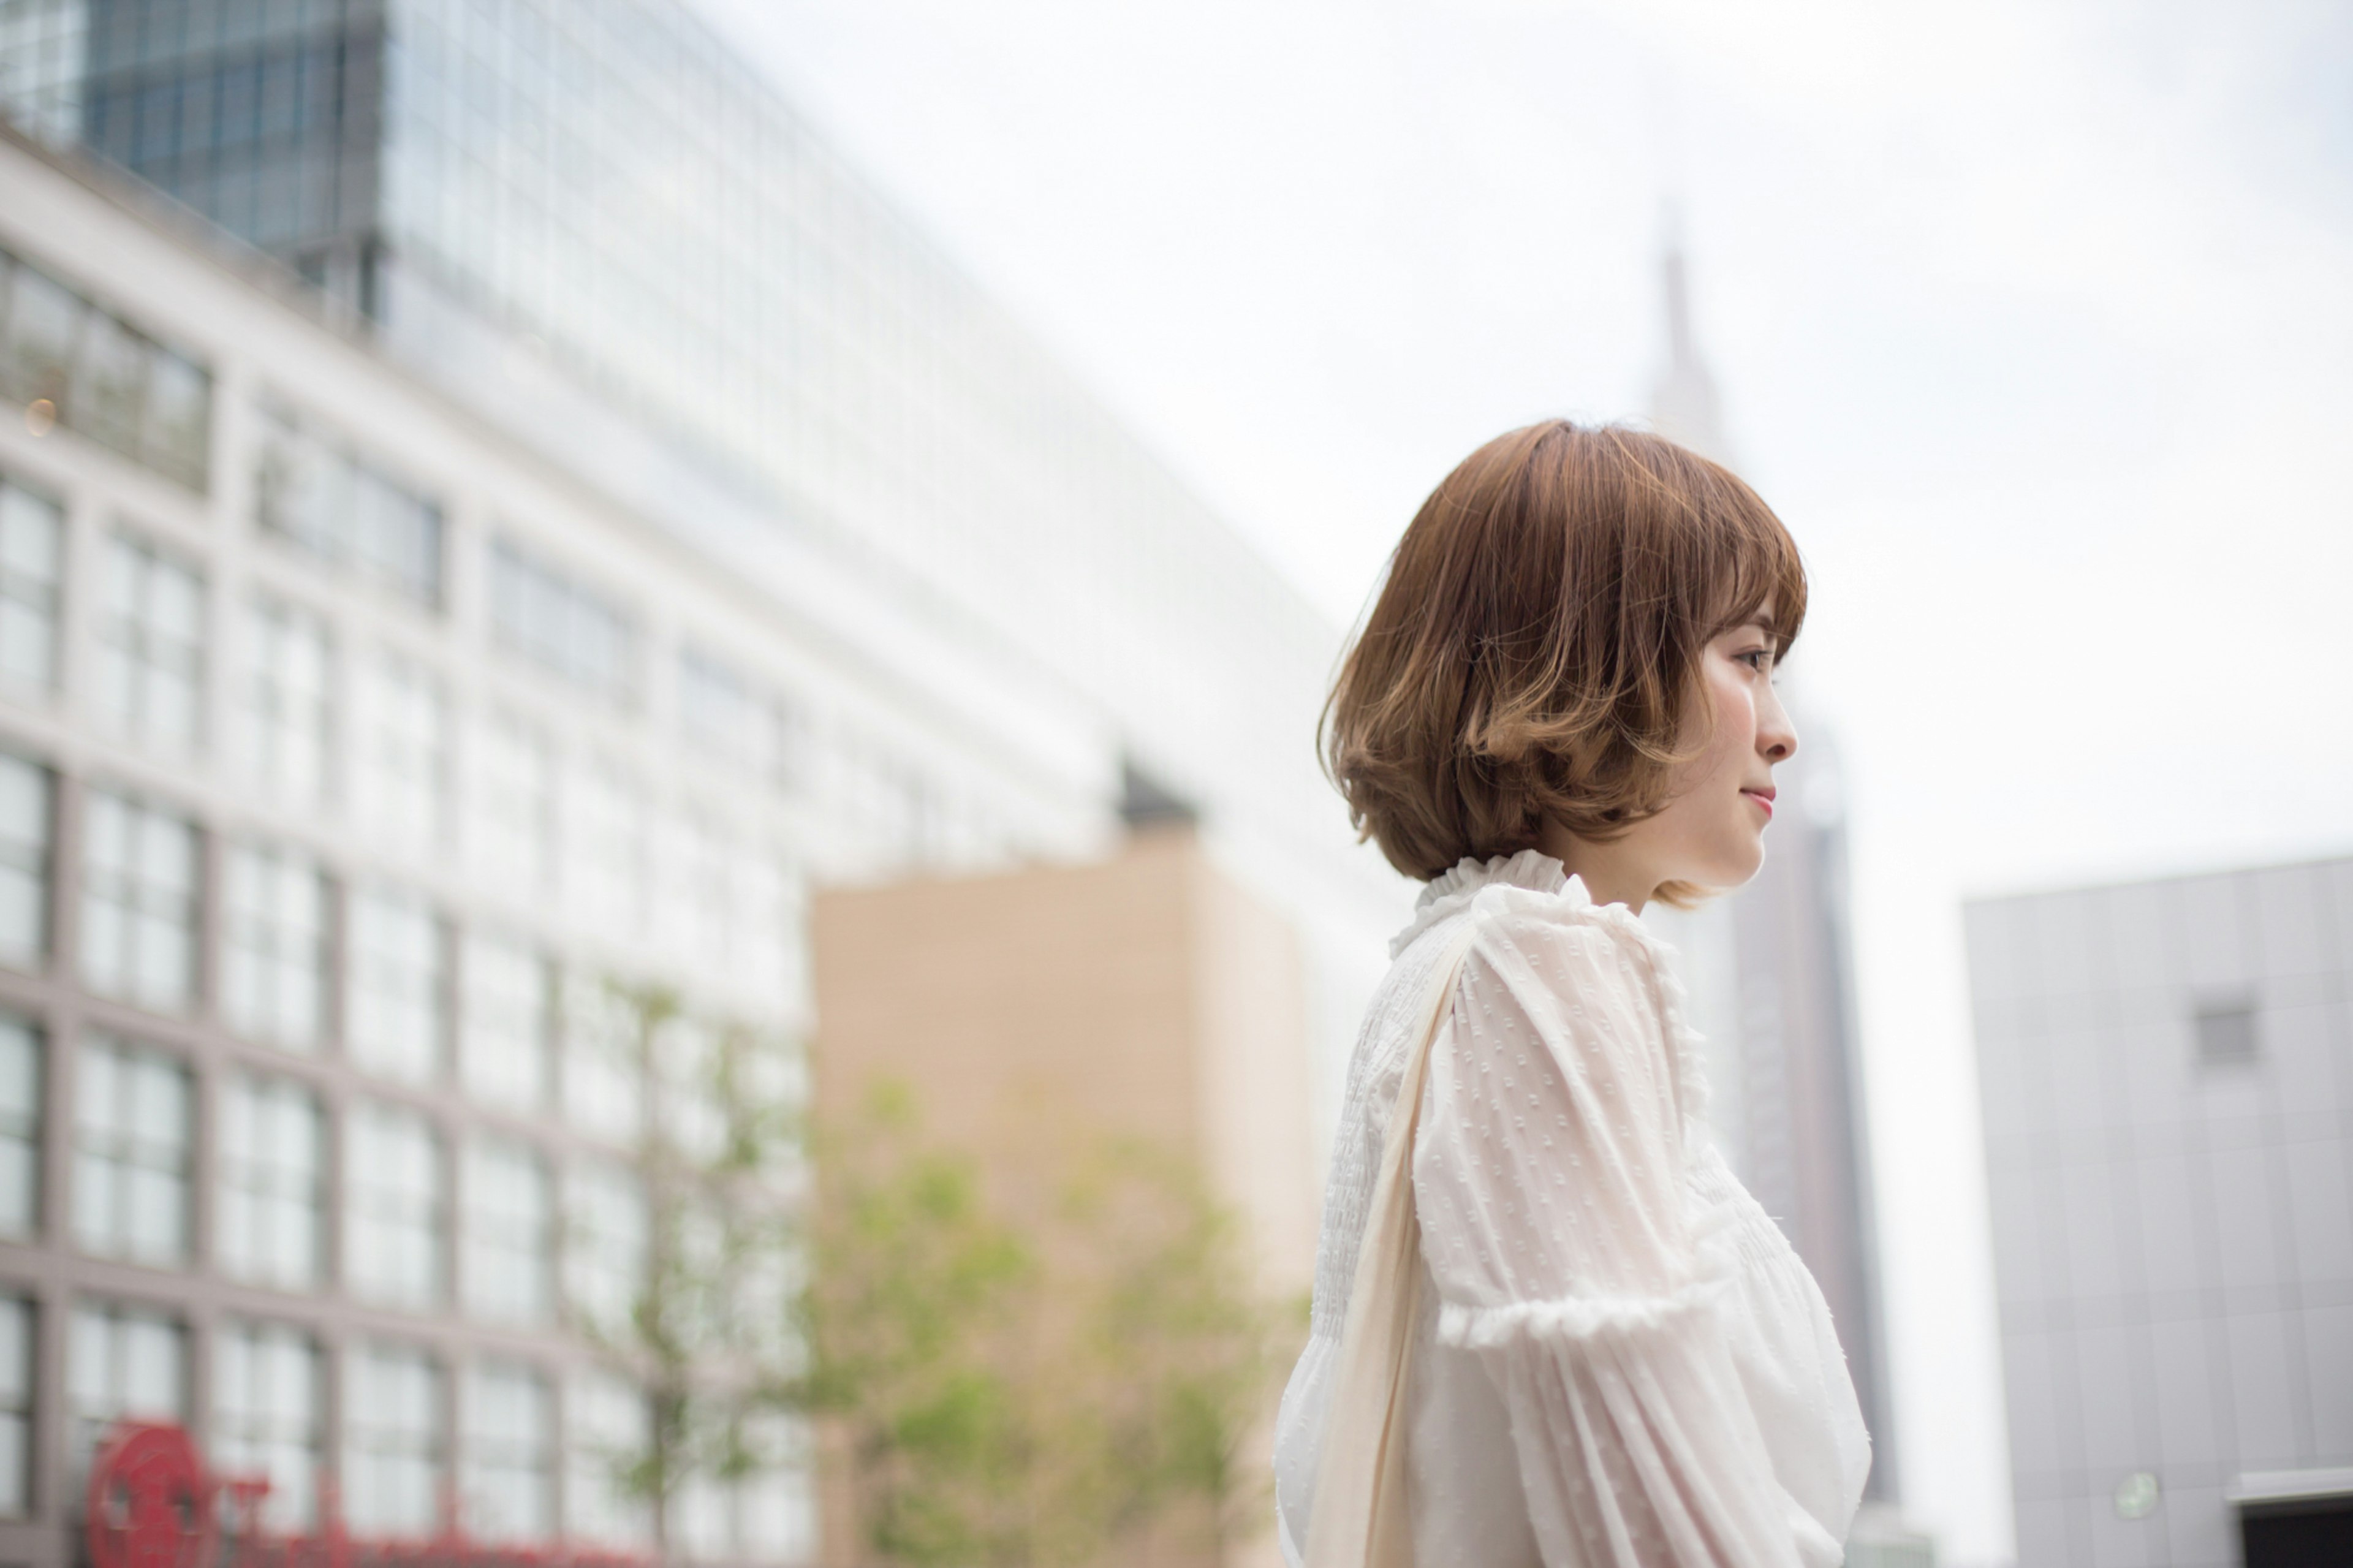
[799,1084,1298,1568]
[570,975,808,1559]
[574,980,1298,1568]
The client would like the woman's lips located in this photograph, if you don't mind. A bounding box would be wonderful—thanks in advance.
[1741,789,1775,819]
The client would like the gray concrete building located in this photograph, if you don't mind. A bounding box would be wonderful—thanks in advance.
[1966,855,2353,1566]
[1642,238,1909,1555]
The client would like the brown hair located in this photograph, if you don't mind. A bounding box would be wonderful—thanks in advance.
[1320,419,1806,897]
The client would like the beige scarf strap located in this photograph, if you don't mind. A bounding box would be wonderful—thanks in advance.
[1305,918,1482,1568]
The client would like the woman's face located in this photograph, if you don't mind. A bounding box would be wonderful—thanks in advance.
[1628,604,1798,892]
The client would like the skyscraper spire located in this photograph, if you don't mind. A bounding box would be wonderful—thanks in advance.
[1648,224,1732,464]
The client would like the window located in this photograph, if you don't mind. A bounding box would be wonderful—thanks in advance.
[218,1074,323,1292]
[564,1158,645,1332]
[0,248,212,490]
[678,1411,816,1565]
[2196,996,2261,1067]
[68,1302,185,1468]
[462,1136,550,1325]
[94,535,203,754]
[562,972,642,1145]
[347,888,446,1083]
[252,404,441,607]
[0,476,63,691]
[490,539,634,703]
[0,1295,28,1514]
[345,1343,442,1537]
[346,1100,442,1311]
[738,854,798,1015]
[661,809,732,982]
[0,752,47,965]
[471,712,555,896]
[80,790,197,1010]
[678,648,792,779]
[243,597,331,807]
[0,1016,36,1237]
[461,934,549,1113]
[570,757,643,936]
[214,1321,322,1530]
[566,1369,650,1547]
[355,653,447,855]
[222,843,328,1053]
[461,1360,551,1543]
[658,1017,727,1167]
[74,1036,191,1265]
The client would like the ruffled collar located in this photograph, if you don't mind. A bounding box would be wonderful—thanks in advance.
[1385,847,1708,1131]
[1386,848,1580,957]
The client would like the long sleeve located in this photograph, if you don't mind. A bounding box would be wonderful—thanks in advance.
[1411,902,1809,1567]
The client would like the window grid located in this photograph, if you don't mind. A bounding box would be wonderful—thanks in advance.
[68,1301,186,1469]
[253,403,442,608]
[0,1016,35,1239]
[356,653,448,857]
[0,1295,28,1515]
[461,1359,552,1543]
[95,534,205,755]
[0,477,63,692]
[80,789,199,1012]
[472,710,556,897]
[490,538,634,705]
[214,1320,322,1531]
[223,841,328,1053]
[461,933,550,1113]
[570,757,643,937]
[462,1135,551,1326]
[347,888,446,1084]
[561,972,642,1147]
[563,1157,645,1333]
[72,1036,192,1265]
[346,1100,443,1312]
[218,1072,324,1293]
[345,1342,442,1537]
[564,1369,650,1547]
[678,647,793,782]
[0,247,211,490]
[0,751,48,969]
[244,596,332,808]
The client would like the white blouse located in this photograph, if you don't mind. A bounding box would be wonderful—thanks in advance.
[1275,850,1871,1567]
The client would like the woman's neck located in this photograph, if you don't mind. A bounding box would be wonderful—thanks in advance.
[1534,817,1656,915]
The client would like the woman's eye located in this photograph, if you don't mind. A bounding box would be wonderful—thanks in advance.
[1738,648,1772,672]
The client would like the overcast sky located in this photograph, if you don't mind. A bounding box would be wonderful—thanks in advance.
[692,2,2353,1560]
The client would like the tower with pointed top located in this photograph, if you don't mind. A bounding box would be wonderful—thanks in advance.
[1641,241,1906,1518]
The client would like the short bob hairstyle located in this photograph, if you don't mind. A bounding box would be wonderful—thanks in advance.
[1321,419,1807,895]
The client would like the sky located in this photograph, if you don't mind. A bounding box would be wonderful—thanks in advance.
[691,2,2353,1561]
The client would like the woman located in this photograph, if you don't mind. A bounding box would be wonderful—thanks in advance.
[1274,422,1872,1566]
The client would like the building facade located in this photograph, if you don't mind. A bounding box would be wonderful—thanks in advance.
[1966,855,2353,1566]
[0,81,1387,1568]
[1640,237,1903,1524]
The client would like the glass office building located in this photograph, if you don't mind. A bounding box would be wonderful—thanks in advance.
[1,0,1358,903]
[0,2,1408,1566]
[1967,856,2353,1566]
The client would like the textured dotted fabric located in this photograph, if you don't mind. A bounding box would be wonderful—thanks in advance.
[1273,850,1872,1568]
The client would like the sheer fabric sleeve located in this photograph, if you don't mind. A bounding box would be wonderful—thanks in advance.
[1411,903,1808,1567]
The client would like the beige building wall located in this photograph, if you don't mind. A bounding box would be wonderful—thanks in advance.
[811,822,1317,1296]
[809,824,1319,1566]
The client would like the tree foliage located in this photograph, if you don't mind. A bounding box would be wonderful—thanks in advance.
[580,973,1297,1568]
[800,1083,1298,1568]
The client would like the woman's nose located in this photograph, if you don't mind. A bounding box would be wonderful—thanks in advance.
[1759,694,1798,764]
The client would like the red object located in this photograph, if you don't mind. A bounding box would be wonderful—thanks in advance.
[85,1423,651,1568]
[86,1424,215,1568]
